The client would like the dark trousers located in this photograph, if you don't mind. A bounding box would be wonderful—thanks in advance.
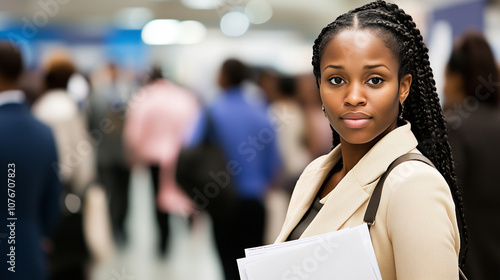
[99,166,130,245]
[150,165,170,255]
[49,211,89,280]
[211,198,266,280]
[49,181,90,280]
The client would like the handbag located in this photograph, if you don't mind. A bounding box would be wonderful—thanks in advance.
[175,110,237,217]
[363,153,468,280]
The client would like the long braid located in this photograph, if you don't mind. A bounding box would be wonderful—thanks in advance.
[388,1,467,267]
[312,0,468,267]
[379,3,469,266]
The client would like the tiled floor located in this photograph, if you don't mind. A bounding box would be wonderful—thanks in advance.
[90,166,224,280]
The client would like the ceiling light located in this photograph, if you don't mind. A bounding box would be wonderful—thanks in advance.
[142,19,180,45]
[245,0,273,24]
[181,0,222,10]
[142,19,207,45]
[178,20,207,44]
[220,11,250,37]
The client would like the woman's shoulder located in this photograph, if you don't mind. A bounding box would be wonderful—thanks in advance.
[382,152,454,209]
[380,152,460,256]
[384,152,449,191]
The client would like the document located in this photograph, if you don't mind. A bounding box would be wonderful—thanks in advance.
[237,223,382,280]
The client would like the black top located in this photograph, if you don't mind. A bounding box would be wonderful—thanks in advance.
[287,195,324,241]
[286,159,342,241]
[447,103,500,279]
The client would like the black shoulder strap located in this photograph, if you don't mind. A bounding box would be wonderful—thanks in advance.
[362,153,468,280]
[363,153,435,228]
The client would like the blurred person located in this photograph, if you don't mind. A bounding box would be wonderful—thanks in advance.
[123,65,199,256]
[19,69,44,106]
[88,63,134,246]
[257,68,281,105]
[258,71,310,244]
[444,31,500,279]
[32,52,94,280]
[192,58,282,280]
[296,73,332,158]
[266,74,310,192]
[0,41,62,280]
[33,51,95,199]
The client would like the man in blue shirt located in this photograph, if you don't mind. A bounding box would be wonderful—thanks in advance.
[191,59,282,280]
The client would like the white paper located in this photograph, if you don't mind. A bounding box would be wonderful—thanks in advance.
[237,224,382,280]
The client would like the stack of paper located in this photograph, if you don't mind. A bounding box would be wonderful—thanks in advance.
[237,223,382,280]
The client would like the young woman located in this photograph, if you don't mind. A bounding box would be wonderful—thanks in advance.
[275,1,467,279]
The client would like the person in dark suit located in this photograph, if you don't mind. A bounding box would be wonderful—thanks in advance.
[444,31,500,279]
[0,41,62,280]
[88,63,133,246]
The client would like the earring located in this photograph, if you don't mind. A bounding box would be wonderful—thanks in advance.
[322,105,327,116]
[399,102,404,120]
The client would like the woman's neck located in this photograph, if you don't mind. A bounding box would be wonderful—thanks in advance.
[338,121,398,174]
[338,140,375,174]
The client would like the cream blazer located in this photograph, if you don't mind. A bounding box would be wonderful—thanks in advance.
[275,123,460,280]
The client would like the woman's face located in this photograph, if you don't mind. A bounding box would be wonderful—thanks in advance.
[319,29,411,145]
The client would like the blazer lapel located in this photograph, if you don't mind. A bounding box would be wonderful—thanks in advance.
[275,122,419,243]
[301,173,370,237]
[302,123,420,237]
[275,148,341,242]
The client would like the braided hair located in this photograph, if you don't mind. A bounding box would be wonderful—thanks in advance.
[312,0,468,267]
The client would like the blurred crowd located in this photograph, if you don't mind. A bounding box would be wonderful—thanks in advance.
[0,28,500,280]
[0,39,331,280]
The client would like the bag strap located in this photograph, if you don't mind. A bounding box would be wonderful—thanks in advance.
[201,108,217,144]
[362,153,468,280]
[363,153,434,228]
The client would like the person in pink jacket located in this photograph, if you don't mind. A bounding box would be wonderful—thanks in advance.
[123,66,200,256]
